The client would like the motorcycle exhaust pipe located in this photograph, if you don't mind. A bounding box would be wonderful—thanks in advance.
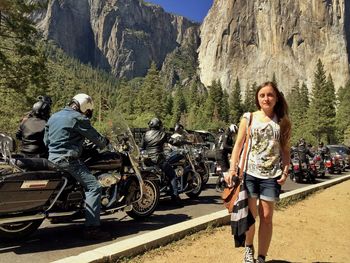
[0,214,45,225]
[0,211,79,225]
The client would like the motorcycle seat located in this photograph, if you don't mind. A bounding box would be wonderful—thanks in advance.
[11,157,57,171]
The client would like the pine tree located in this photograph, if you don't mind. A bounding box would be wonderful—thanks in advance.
[171,86,186,126]
[306,59,336,144]
[221,90,230,122]
[210,80,224,118]
[244,82,257,113]
[325,74,336,142]
[116,78,135,115]
[165,94,173,116]
[229,78,243,124]
[135,62,166,117]
[0,0,48,94]
[300,82,310,110]
[335,81,350,143]
[287,80,304,143]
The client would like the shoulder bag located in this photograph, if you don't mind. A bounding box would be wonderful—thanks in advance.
[222,112,253,213]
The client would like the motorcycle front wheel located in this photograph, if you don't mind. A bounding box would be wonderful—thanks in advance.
[186,172,202,199]
[0,219,43,240]
[127,179,160,220]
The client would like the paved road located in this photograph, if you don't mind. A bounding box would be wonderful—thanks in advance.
[0,172,347,263]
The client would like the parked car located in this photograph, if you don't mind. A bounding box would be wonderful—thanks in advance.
[191,130,216,150]
[326,144,350,170]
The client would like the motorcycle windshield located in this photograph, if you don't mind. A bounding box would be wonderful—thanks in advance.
[103,111,140,175]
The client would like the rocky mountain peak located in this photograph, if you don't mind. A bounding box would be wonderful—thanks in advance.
[198,0,350,92]
[37,0,199,79]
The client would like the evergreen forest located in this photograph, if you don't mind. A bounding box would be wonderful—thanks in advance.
[1,1,350,148]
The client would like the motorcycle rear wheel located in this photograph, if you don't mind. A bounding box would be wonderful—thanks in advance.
[0,219,43,240]
[127,179,160,220]
[186,172,202,199]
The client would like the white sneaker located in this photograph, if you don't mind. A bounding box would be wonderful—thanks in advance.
[243,246,255,263]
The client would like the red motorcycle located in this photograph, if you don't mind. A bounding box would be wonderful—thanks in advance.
[324,153,343,174]
[312,152,326,177]
[289,152,315,183]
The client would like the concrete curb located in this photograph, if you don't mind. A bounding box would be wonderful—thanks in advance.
[52,174,350,263]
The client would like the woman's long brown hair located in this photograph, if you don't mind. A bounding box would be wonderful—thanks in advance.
[255,81,291,149]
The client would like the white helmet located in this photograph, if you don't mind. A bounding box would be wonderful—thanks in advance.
[229,124,238,133]
[72,93,94,117]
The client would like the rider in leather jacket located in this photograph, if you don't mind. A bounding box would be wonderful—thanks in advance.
[141,118,180,203]
[16,96,52,158]
[297,138,314,163]
[318,142,330,160]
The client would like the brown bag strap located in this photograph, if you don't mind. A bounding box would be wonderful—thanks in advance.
[239,112,253,179]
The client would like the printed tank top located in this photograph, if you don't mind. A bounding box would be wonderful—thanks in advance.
[243,112,282,179]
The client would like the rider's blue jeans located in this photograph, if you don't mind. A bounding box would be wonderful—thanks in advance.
[56,159,102,227]
[161,161,178,196]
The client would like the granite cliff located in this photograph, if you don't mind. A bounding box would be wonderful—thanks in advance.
[198,0,350,92]
[37,0,199,79]
[36,0,350,93]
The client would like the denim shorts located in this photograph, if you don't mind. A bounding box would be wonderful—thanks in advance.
[244,173,281,202]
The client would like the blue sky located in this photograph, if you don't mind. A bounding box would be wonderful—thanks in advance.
[145,0,213,22]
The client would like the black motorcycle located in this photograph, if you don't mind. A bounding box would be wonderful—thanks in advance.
[188,143,210,187]
[0,114,160,240]
[289,151,315,183]
[141,144,203,200]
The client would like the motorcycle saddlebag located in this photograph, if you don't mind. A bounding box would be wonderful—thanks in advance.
[0,171,64,214]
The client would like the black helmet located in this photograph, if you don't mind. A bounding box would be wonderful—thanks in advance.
[174,122,184,133]
[218,128,225,133]
[32,100,51,120]
[319,142,324,147]
[37,95,52,106]
[148,117,162,130]
[299,138,305,146]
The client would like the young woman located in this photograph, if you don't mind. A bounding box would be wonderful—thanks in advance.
[226,81,291,263]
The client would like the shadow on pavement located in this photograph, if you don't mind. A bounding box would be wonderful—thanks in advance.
[0,212,191,255]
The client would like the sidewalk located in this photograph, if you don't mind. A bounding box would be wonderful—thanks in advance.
[122,179,350,263]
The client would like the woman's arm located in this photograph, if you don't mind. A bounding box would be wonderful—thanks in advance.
[224,116,248,186]
[277,143,290,185]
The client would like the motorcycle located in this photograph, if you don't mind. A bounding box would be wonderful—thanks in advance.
[141,144,203,200]
[312,151,326,178]
[0,113,160,240]
[189,143,210,187]
[324,152,343,174]
[289,151,315,183]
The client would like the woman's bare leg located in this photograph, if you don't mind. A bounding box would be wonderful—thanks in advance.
[245,197,258,245]
[258,199,275,256]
